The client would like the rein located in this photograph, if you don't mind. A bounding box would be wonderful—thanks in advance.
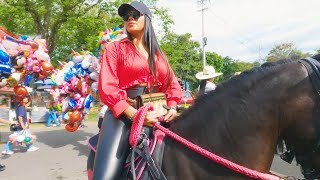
[131,104,286,180]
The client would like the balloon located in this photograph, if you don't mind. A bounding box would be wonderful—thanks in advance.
[69,110,83,123]
[24,137,31,143]
[91,82,98,93]
[68,98,76,108]
[0,78,7,87]
[81,82,90,96]
[19,45,33,57]
[89,71,98,81]
[35,50,50,62]
[74,93,81,100]
[40,61,54,76]
[22,40,39,51]
[0,64,14,74]
[72,55,83,63]
[75,97,85,109]
[25,59,34,71]
[9,135,17,142]
[7,72,24,86]
[14,85,28,99]
[70,76,81,91]
[84,94,93,109]
[17,135,25,142]
[65,123,80,132]
[0,50,10,65]
[81,55,91,69]
[34,39,48,52]
[2,40,19,51]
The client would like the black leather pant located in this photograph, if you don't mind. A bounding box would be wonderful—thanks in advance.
[92,110,131,180]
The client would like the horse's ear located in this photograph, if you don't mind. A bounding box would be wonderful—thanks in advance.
[312,54,320,61]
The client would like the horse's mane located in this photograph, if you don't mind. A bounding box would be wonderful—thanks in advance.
[173,58,294,132]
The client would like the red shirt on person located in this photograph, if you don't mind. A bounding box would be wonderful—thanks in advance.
[98,38,182,118]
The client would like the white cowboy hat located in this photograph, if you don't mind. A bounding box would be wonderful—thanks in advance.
[195,66,223,80]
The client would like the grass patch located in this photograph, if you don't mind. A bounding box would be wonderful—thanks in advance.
[87,105,99,122]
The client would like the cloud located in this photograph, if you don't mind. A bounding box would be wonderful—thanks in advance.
[157,0,320,62]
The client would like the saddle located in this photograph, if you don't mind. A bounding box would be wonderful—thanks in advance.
[88,126,167,180]
[121,126,167,180]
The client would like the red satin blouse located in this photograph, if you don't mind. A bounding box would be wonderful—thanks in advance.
[98,38,182,117]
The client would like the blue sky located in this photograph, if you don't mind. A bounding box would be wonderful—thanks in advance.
[156,0,320,62]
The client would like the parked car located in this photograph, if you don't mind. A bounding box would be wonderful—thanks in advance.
[177,90,194,112]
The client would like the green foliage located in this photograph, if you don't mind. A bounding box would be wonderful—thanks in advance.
[0,0,172,65]
[160,33,201,90]
[266,42,309,62]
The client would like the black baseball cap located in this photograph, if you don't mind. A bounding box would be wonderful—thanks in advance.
[118,1,152,18]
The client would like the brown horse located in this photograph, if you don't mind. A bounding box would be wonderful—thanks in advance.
[162,55,320,180]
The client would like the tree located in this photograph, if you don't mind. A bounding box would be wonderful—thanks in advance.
[316,49,320,54]
[0,0,173,64]
[160,33,201,90]
[266,42,309,62]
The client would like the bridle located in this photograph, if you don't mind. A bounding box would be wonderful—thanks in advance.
[280,58,320,179]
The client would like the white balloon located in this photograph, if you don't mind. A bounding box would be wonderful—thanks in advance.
[17,135,25,142]
[1,40,19,51]
[89,72,98,81]
[35,50,50,62]
[73,55,83,63]
[81,56,91,69]
[91,82,98,93]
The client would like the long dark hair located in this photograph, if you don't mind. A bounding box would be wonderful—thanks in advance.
[198,80,207,96]
[126,14,171,89]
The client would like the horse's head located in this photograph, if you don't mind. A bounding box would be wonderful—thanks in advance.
[279,54,320,179]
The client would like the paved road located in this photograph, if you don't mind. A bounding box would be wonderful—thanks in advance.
[0,122,303,180]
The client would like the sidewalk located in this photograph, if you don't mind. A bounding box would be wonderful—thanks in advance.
[0,122,98,180]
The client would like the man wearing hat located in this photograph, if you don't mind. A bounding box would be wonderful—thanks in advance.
[196,65,223,96]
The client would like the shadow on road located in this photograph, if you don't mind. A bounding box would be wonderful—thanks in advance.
[34,128,96,157]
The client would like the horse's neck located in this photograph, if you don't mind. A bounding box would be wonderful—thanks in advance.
[163,63,309,178]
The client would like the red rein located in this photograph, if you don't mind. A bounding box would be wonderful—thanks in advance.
[131,104,282,180]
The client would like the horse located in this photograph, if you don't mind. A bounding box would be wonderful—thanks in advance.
[162,54,320,180]
[88,54,320,180]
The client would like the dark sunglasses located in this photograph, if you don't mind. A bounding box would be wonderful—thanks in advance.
[122,11,142,21]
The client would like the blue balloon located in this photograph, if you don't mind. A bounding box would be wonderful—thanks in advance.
[0,50,10,65]
[84,95,93,109]
[20,35,28,40]
[68,99,76,108]
[113,26,120,31]
[0,64,13,74]
[24,74,33,86]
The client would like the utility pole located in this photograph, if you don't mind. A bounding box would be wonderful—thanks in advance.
[198,0,209,68]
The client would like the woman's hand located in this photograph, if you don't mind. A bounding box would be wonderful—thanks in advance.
[144,110,161,127]
[164,108,177,122]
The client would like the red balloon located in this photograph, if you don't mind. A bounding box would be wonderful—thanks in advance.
[14,86,28,99]
[40,62,54,76]
[69,110,83,123]
[65,123,80,132]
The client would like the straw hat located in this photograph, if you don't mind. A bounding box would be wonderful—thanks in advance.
[195,66,223,80]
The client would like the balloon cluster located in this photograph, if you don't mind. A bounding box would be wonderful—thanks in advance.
[96,26,126,58]
[50,51,99,132]
[8,131,37,146]
[0,26,53,88]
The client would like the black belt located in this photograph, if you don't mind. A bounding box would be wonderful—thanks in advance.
[126,85,160,99]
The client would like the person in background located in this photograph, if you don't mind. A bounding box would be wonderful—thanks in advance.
[2,96,39,155]
[47,99,59,127]
[196,65,223,96]
[0,119,18,171]
[97,104,108,130]
[92,1,183,179]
